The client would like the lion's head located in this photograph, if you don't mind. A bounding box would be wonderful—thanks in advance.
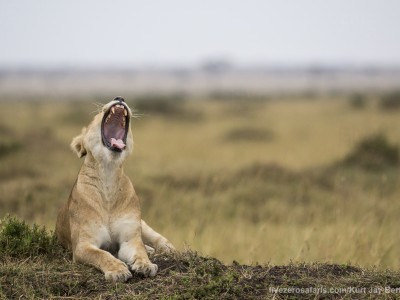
[71,96,134,162]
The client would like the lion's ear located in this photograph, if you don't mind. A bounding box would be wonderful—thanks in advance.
[70,127,87,158]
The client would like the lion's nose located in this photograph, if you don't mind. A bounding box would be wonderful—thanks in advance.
[114,96,125,103]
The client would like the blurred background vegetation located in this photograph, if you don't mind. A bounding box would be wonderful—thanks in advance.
[1,90,400,269]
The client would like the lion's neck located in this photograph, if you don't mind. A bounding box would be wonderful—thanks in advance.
[82,152,124,201]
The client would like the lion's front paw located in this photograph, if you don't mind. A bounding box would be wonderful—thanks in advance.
[145,245,155,255]
[130,257,158,277]
[104,261,132,282]
[156,239,176,253]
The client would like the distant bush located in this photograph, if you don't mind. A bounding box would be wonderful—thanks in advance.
[0,141,21,158]
[342,133,399,170]
[236,162,298,182]
[131,93,204,121]
[0,216,62,258]
[379,91,400,110]
[132,93,187,116]
[0,125,22,158]
[223,127,274,142]
[348,93,367,109]
[208,91,269,102]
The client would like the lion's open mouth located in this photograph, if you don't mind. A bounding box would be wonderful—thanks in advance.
[101,103,130,152]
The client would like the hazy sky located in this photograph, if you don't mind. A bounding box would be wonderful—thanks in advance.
[1,0,400,68]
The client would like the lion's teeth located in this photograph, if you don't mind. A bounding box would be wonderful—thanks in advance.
[124,109,128,117]
[111,107,116,114]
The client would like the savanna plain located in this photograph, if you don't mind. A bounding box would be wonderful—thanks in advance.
[2,93,400,297]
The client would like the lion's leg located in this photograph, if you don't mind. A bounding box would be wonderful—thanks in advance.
[115,219,158,277]
[141,220,175,252]
[74,242,132,282]
[118,238,158,277]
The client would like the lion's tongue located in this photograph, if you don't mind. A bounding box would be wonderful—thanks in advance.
[110,138,126,149]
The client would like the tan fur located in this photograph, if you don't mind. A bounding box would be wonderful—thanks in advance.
[56,99,175,282]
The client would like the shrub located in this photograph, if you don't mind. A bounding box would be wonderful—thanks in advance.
[223,127,274,142]
[342,133,399,170]
[0,216,62,258]
[131,93,204,121]
[0,125,22,158]
[380,91,400,110]
[208,91,269,102]
[132,93,186,116]
[0,141,21,158]
[348,93,367,109]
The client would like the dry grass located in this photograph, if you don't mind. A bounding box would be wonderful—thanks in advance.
[1,94,400,271]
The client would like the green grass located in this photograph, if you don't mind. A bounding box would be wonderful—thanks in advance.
[1,216,400,299]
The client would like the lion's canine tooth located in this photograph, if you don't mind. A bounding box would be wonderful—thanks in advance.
[124,109,128,117]
[111,107,116,114]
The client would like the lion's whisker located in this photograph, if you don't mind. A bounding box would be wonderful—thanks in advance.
[130,110,147,119]
[92,102,105,114]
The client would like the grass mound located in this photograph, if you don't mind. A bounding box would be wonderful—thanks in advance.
[342,133,399,170]
[1,217,400,299]
[380,91,400,110]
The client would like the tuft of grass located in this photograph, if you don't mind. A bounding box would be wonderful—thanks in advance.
[342,133,399,170]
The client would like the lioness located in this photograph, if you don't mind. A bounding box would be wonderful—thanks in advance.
[56,96,175,282]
